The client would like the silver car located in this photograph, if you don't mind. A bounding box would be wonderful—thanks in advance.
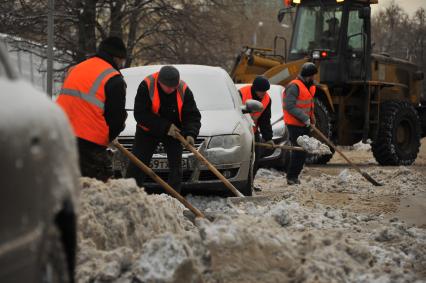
[113,65,262,196]
[236,84,289,170]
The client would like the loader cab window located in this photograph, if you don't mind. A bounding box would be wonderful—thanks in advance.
[347,9,364,51]
[290,4,343,56]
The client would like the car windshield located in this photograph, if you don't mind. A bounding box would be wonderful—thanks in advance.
[125,67,234,111]
[290,3,343,55]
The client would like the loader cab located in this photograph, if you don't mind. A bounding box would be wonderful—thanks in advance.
[283,0,372,85]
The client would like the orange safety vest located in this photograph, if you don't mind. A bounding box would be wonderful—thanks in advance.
[56,57,120,146]
[138,72,187,131]
[240,85,271,133]
[283,79,316,127]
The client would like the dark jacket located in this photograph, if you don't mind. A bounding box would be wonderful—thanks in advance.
[134,79,201,138]
[239,87,273,141]
[76,51,127,149]
[95,51,127,142]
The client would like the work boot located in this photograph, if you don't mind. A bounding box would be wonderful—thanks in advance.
[287,178,300,185]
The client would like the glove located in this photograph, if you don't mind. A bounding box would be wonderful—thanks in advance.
[167,124,181,139]
[186,136,195,146]
[310,115,316,126]
[304,119,311,128]
[266,140,274,146]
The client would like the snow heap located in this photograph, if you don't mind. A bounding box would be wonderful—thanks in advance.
[297,135,332,155]
[77,172,426,283]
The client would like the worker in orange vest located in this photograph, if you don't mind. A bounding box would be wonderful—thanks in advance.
[239,76,273,191]
[57,36,128,181]
[126,66,201,193]
[283,62,318,185]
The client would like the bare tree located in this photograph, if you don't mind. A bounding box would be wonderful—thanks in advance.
[372,2,426,90]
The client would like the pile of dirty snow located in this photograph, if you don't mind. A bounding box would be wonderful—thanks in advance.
[297,135,332,155]
[77,178,199,282]
[352,140,372,151]
[77,172,426,283]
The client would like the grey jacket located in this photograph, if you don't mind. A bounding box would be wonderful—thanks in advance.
[283,76,314,123]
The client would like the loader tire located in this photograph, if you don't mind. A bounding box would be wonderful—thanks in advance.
[372,101,421,165]
[306,98,334,164]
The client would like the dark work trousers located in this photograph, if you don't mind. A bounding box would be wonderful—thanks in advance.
[78,139,113,182]
[126,128,183,193]
[287,125,310,180]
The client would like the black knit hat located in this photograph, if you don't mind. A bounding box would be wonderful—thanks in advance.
[158,66,180,87]
[300,62,318,77]
[98,36,127,59]
[252,76,270,92]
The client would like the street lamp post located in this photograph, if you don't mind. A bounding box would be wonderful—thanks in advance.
[47,0,54,98]
[252,21,264,46]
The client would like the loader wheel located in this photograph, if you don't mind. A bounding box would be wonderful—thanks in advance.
[372,101,421,165]
[306,98,334,164]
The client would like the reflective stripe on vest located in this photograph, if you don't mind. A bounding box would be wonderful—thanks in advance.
[59,67,117,110]
[56,57,120,146]
[283,79,316,127]
[239,85,271,133]
[138,72,187,131]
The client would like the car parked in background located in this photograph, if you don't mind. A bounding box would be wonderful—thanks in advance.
[236,84,289,170]
[112,65,263,196]
[0,46,79,282]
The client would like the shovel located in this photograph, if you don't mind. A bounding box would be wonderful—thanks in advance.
[175,133,244,197]
[111,140,205,218]
[310,125,382,186]
[255,142,305,152]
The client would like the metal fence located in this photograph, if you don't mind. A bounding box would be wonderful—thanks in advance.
[0,33,67,96]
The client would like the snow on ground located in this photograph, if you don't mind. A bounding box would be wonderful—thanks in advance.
[76,162,426,282]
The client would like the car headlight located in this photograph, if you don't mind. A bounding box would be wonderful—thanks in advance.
[208,135,240,149]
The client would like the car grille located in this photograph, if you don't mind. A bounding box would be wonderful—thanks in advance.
[117,136,207,153]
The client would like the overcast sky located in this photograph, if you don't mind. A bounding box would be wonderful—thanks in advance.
[372,0,426,16]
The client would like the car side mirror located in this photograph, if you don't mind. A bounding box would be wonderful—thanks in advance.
[241,99,263,114]
[358,7,370,19]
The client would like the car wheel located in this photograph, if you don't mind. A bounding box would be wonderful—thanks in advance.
[236,155,254,196]
[40,225,70,283]
[305,98,334,164]
[275,140,290,172]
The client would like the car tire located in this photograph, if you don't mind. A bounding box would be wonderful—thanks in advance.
[236,155,254,196]
[40,225,71,283]
[305,98,335,164]
[275,140,290,172]
[372,101,421,165]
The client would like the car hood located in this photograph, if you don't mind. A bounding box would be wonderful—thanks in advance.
[120,109,240,137]
[198,110,240,136]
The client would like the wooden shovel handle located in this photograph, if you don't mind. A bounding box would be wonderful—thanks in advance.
[255,142,305,152]
[175,133,244,197]
[112,140,205,218]
[310,126,382,186]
